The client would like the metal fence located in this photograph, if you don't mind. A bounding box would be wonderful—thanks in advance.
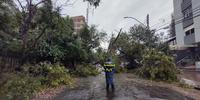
[0,53,21,72]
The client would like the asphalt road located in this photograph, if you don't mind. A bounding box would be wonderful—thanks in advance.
[53,73,195,100]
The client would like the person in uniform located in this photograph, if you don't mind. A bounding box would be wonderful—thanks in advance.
[104,58,115,91]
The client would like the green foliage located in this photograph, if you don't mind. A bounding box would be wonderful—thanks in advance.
[22,62,74,87]
[111,55,127,73]
[0,0,18,35]
[62,39,88,65]
[138,50,179,82]
[0,0,105,69]
[115,66,127,73]
[39,62,74,87]
[30,41,65,62]
[94,47,107,64]
[0,62,74,100]
[79,25,107,63]
[156,43,171,55]
[114,32,145,68]
[113,26,159,69]
[0,0,21,54]
[129,25,158,48]
[80,25,102,50]
[72,64,100,77]
[0,74,42,100]
[0,0,104,99]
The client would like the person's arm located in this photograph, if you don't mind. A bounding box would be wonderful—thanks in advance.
[112,64,116,73]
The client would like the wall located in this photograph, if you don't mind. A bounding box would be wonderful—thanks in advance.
[174,0,185,46]
[192,0,200,43]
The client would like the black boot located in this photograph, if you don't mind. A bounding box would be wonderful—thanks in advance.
[106,84,109,91]
[111,84,115,91]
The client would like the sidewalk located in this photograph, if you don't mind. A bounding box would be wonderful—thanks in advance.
[180,66,200,89]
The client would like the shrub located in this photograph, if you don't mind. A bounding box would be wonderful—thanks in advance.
[72,64,100,77]
[0,62,74,100]
[112,55,127,73]
[115,66,127,73]
[138,50,179,82]
[22,62,74,87]
[0,74,42,100]
[39,62,74,87]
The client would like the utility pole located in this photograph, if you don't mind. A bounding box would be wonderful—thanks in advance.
[86,2,89,24]
[146,14,150,48]
[146,14,150,29]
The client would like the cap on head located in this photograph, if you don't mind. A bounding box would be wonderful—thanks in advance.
[107,57,112,62]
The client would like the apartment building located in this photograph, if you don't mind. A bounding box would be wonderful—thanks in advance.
[71,16,86,34]
[173,0,200,63]
[174,0,200,46]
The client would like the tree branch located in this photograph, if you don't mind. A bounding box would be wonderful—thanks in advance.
[63,0,76,6]
[56,0,75,8]
[25,0,29,5]
[107,28,122,53]
[16,0,25,11]
[32,26,48,48]
[35,0,46,7]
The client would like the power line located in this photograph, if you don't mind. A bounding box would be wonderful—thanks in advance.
[173,4,200,19]
[173,4,200,21]
[174,11,200,25]
[157,12,200,31]
[154,12,200,32]
[155,5,200,29]
[150,18,170,28]
[174,9,200,23]
[154,22,170,30]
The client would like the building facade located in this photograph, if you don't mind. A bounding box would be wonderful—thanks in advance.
[173,0,200,46]
[173,0,200,64]
[71,16,86,34]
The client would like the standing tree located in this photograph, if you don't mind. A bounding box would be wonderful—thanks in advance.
[169,14,176,37]
[129,25,158,49]
[16,0,48,49]
[111,25,159,68]
[13,0,101,63]
[15,0,101,48]
[80,25,106,63]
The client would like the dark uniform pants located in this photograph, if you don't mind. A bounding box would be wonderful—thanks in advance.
[105,71,115,91]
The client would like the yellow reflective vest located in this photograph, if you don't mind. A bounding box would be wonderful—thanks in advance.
[104,64,115,72]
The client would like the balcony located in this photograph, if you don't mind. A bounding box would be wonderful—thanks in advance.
[184,33,196,45]
[183,17,194,28]
[181,0,192,11]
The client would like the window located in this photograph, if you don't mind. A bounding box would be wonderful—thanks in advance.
[183,0,192,3]
[185,28,195,36]
[185,30,190,36]
[77,24,81,27]
[191,28,195,34]
[183,6,193,19]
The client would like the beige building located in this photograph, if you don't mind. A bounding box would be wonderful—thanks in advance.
[71,16,86,34]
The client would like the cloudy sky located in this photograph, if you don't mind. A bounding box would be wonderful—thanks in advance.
[59,0,174,33]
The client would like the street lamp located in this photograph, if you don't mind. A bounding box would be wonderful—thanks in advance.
[124,16,147,28]
[124,16,170,31]
[155,26,169,32]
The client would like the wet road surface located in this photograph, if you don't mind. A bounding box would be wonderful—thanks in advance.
[182,69,200,83]
[53,73,195,100]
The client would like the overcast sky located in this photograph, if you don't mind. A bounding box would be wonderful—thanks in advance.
[60,0,173,33]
